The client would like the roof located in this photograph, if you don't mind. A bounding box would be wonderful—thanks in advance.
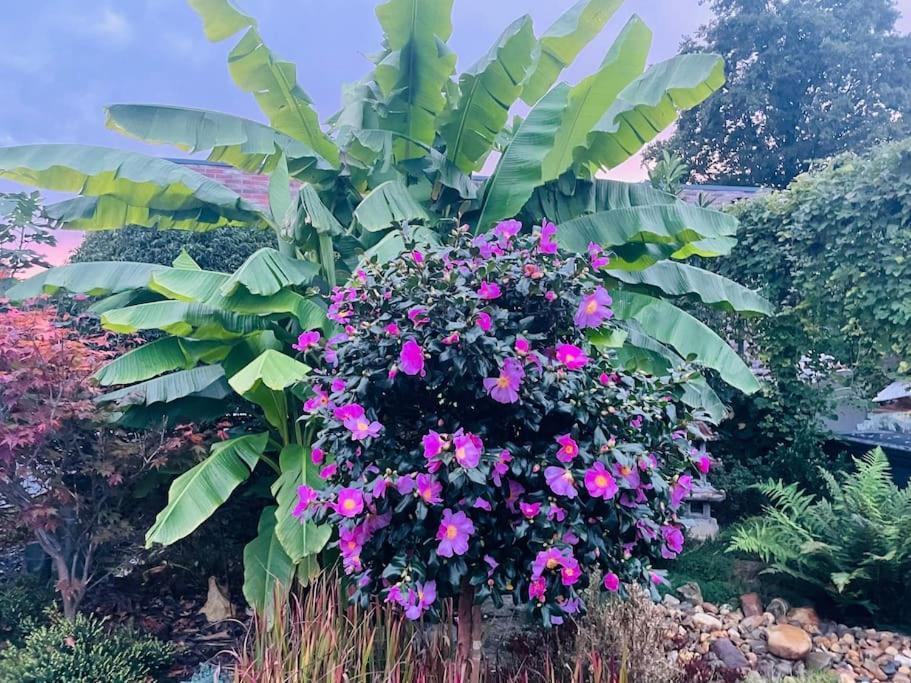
[837,431,911,453]
[873,380,911,403]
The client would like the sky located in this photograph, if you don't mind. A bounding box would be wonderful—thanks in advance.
[1,0,909,263]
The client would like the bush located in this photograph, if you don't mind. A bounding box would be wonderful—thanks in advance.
[0,611,172,683]
[0,575,54,645]
[298,223,708,645]
[729,448,911,625]
[71,225,276,272]
[662,535,747,607]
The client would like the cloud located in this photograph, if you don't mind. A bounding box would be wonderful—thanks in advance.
[90,8,133,45]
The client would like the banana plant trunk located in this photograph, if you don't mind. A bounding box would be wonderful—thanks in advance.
[456,581,483,683]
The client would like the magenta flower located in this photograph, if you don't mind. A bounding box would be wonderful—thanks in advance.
[473,498,492,511]
[400,339,425,376]
[483,357,525,404]
[630,415,644,430]
[545,466,578,498]
[334,402,364,421]
[484,554,499,576]
[494,219,521,242]
[422,430,444,460]
[493,450,512,486]
[523,263,543,279]
[335,488,364,518]
[519,501,541,519]
[453,431,482,469]
[584,461,618,499]
[344,415,383,441]
[319,463,338,479]
[515,338,530,355]
[538,221,558,254]
[330,378,346,393]
[529,577,546,601]
[613,461,641,489]
[555,434,579,463]
[695,454,711,474]
[407,307,429,326]
[598,372,619,385]
[555,343,589,371]
[587,242,610,270]
[441,331,460,345]
[476,311,492,332]
[396,474,416,495]
[436,509,474,557]
[574,286,613,329]
[292,330,321,352]
[506,479,525,512]
[661,525,685,559]
[292,485,318,517]
[404,580,436,620]
[670,474,693,509]
[477,281,502,300]
[560,556,581,586]
[416,474,442,505]
[339,525,366,557]
[304,384,331,412]
[532,547,570,578]
[311,447,325,465]
[603,572,620,592]
[411,250,425,265]
[385,322,400,336]
[545,290,557,301]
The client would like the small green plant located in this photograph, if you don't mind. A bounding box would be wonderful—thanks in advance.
[662,535,747,606]
[0,611,172,682]
[0,575,54,645]
[729,448,911,624]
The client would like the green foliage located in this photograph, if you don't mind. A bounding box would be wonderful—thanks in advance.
[729,449,911,624]
[0,576,54,646]
[0,191,57,279]
[0,611,172,683]
[663,536,747,606]
[653,0,911,187]
[1,0,765,614]
[72,225,277,273]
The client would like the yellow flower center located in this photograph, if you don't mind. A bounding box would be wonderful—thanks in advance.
[455,447,465,461]
[564,567,576,578]
[595,474,609,488]
[564,353,575,363]
[356,420,368,432]
[496,375,510,389]
[445,524,459,540]
[562,470,574,482]
[585,299,598,314]
[546,558,560,570]
[342,498,357,511]
[620,465,631,476]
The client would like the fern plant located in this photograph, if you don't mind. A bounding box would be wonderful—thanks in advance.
[729,448,911,624]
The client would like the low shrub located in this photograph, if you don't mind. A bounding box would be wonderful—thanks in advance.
[729,448,911,625]
[661,534,748,607]
[0,611,172,683]
[0,575,54,645]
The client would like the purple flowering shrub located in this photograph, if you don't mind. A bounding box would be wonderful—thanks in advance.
[294,222,705,626]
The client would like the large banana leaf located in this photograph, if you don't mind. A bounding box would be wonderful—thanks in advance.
[522,0,623,104]
[575,53,725,173]
[243,507,295,618]
[105,104,327,175]
[541,16,651,182]
[228,350,311,439]
[354,180,429,232]
[0,145,264,229]
[94,338,230,386]
[101,301,270,338]
[522,178,677,223]
[557,203,738,254]
[475,84,572,231]
[273,444,332,563]
[146,432,269,547]
[610,290,759,394]
[439,16,536,173]
[607,262,773,316]
[292,184,344,238]
[360,226,440,266]
[6,261,164,302]
[220,247,320,296]
[96,364,230,407]
[187,0,254,41]
[374,0,457,161]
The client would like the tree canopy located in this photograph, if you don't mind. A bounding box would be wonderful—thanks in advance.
[653,0,911,188]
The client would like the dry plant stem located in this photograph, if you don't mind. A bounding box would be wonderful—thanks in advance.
[457,582,483,683]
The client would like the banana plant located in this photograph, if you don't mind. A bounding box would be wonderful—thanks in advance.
[1,0,769,613]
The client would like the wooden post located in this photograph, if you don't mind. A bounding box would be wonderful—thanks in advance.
[456,582,483,683]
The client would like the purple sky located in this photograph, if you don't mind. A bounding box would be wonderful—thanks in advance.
[1,1,909,263]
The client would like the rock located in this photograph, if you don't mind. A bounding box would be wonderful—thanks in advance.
[663,594,681,608]
[199,576,235,623]
[767,597,790,621]
[788,607,820,630]
[692,613,723,631]
[748,639,768,655]
[741,615,766,631]
[897,654,911,667]
[836,672,856,683]
[741,592,763,617]
[767,624,813,660]
[703,602,719,614]
[678,581,704,605]
[711,638,750,669]
[806,651,833,670]
[893,675,911,683]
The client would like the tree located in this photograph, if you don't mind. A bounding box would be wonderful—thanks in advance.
[0,304,189,620]
[298,226,711,677]
[651,0,911,188]
[0,192,56,281]
[1,0,767,614]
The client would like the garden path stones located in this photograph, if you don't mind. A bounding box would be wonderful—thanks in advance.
[740,592,762,618]
[767,624,813,660]
[711,637,750,669]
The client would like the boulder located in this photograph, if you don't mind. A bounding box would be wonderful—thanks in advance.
[710,638,749,669]
[788,606,820,630]
[766,597,790,621]
[767,624,812,660]
[692,612,724,631]
[741,592,763,618]
[678,581,704,605]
